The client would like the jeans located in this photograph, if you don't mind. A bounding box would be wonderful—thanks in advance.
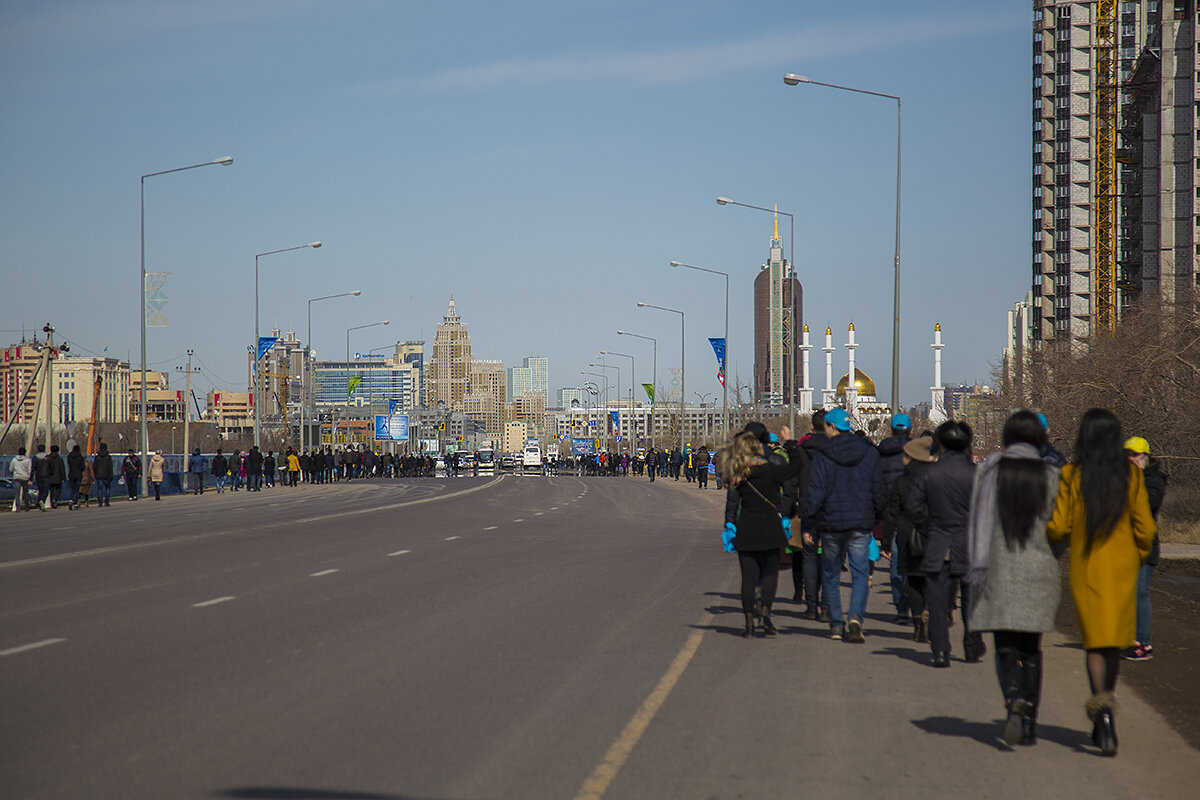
[68,477,81,506]
[215,474,228,492]
[95,478,111,505]
[1136,562,1153,645]
[13,478,31,509]
[821,530,871,628]
[890,533,910,615]
[250,473,262,491]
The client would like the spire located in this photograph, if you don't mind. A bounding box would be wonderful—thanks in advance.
[444,295,461,324]
[773,204,779,240]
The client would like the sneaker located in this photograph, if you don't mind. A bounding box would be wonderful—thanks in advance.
[800,605,818,621]
[829,625,844,640]
[817,606,832,624]
[845,618,865,643]
[1122,643,1153,661]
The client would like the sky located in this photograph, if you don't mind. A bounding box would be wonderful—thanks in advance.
[0,0,1033,412]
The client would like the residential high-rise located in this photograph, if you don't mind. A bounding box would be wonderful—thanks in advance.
[752,216,803,406]
[507,356,549,406]
[467,359,506,437]
[1031,1,1200,345]
[425,298,473,411]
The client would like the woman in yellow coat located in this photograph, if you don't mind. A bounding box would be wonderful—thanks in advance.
[1047,408,1155,757]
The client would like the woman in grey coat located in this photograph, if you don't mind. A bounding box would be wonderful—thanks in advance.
[966,410,1061,746]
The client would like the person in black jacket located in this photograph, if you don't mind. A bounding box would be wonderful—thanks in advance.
[246,446,263,491]
[805,408,886,643]
[66,444,86,509]
[795,411,829,619]
[907,420,984,667]
[47,445,67,508]
[882,434,936,642]
[1123,436,1168,662]
[721,422,805,638]
[121,449,141,500]
[877,413,913,624]
[93,442,114,507]
[211,449,229,494]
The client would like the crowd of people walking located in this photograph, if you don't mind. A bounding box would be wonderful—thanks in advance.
[717,406,1162,756]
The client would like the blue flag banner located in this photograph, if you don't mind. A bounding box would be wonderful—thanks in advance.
[257,336,279,362]
[609,410,620,432]
[388,398,398,416]
[709,337,727,386]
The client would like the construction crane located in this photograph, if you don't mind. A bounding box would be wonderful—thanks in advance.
[86,375,102,455]
[1095,0,1117,332]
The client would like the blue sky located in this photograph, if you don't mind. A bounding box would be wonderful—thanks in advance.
[0,0,1031,411]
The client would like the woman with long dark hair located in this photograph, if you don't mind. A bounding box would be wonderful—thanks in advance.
[719,423,805,638]
[1048,408,1156,756]
[966,410,1061,745]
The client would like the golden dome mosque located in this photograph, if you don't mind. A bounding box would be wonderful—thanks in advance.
[834,367,892,434]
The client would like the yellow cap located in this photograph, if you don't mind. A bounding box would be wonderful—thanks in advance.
[1124,436,1150,455]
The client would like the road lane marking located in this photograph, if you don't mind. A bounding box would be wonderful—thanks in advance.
[513,519,524,523]
[1,638,66,657]
[535,512,544,516]
[388,549,411,556]
[573,628,707,800]
[550,507,558,511]
[483,526,497,531]
[310,569,339,577]
[445,536,460,541]
[192,596,236,608]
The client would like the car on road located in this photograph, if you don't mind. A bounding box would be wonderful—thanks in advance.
[500,454,518,471]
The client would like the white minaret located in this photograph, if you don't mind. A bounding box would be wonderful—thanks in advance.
[821,326,836,409]
[929,322,947,424]
[845,322,859,424]
[799,324,814,414]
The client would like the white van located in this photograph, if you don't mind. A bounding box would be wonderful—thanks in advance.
[522,441,543,474]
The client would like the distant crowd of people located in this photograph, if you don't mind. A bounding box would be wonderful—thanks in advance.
[717,407,1164,757]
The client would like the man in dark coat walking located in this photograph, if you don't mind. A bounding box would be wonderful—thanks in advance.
[877,413,913,623]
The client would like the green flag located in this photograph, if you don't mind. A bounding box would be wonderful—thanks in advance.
[348,376,362,396]
[642,383,654,404]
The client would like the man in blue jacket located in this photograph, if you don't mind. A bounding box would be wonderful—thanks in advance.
[805,407,886,643]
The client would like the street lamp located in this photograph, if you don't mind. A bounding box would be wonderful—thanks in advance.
[140,155,233,497]
[254,241,322,448]
[345,320,389,447]
[589,361,621,448]
[302,290,360,453]
[670,260,729,441]
[600,350,635,446]
[617,330,656,448]
[784,72,902,413]
[714,198,795,434]
[636,302,685,456]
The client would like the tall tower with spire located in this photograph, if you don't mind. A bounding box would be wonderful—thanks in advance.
[426,297,473,411]
[753,211,802,406]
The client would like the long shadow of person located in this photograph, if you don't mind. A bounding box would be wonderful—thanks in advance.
[911,716,1091,753]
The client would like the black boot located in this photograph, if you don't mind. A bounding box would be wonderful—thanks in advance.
[761,611,778,637]
[1018,651,1042,745]
[995,646,1024,745]
[741,612,755,639]
[1087,692,1118,756]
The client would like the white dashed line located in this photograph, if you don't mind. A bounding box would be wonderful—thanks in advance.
[192,596,236,608]
[550,507,558,511]
[388,549,412,557]
[1,638,66,657]
[310,569,339,577]
[445,536,461,541]
[514,519,524,523]
[535,512,544,516]
[483,526,498,531]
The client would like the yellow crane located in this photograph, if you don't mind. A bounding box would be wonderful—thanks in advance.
[1095,0,1117,332]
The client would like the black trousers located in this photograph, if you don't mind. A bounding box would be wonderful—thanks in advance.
[738,549,781,615]
[925,562,984,657]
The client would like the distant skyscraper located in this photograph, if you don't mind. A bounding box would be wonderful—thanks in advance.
[507,356,549,406]
[753,216,802,407]
[557,387,585,409]
[426,298,473,411]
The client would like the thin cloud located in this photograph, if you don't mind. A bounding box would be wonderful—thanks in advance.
[359,12,1025,94]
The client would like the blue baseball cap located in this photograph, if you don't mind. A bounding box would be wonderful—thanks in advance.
[825,407,851,432]
[890,413,911,431]
[1036,413,1049,431]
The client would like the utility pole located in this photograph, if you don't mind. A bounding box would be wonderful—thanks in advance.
[178,349,200,477]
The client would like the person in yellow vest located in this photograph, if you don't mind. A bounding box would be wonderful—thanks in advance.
[286,449,301,487]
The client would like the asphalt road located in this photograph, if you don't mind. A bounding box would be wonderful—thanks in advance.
[2,476,1197,800]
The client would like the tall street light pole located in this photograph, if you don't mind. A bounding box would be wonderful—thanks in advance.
[599,350,635,446]
[670,260,729,441]
[141,155,233,497]
[617,330,656,449]
[589,361,620,449]
[345,320,389,448]
[303,290,360,453]
[715,197,795,434]
[254,241,321,448]
[636,302,684,457]
[784,72,902,413]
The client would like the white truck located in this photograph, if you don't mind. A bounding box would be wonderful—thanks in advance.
[522,440,543,475]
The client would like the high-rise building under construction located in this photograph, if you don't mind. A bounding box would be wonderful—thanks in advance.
[1032,0,1200,345]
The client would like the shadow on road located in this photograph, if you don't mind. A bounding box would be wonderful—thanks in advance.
[911,716,1093,754]
[216,789,464,800]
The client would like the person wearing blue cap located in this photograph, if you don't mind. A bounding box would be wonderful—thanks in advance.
[878,413,913,624]
[804,407,887,643]
[1036,413,1067,467]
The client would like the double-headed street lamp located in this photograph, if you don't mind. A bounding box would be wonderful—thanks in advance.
[669,261,729,441]
[600,350,635,444]
[345,320,389,446]
[302,290,361,453]
[140,155,233,496]
[617,330,656,448]
[254,241,321,447]
[636,302,685,456]
[589,361,621,448]
[784,72,902,413]
[715,197,795,434]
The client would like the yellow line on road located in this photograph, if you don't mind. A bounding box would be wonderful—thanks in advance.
[573,627,705,800]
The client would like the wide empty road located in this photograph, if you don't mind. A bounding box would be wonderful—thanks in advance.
[2,476,1196,800]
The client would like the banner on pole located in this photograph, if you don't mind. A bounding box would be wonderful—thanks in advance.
[642,383,654,404]
[257,336,279,362]
[145,272,170,327]
[348,376,362,397]
[709,337,726,387]
[609,410,620,432]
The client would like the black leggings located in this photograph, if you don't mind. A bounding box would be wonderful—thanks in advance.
[738,549,781,615]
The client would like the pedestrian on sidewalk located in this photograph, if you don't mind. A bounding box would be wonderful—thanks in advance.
[877,413,913,624]
[1122,436,1167,663]
[33,444,50,509]
[66,444,85,509]
[796,410,829,621]
[47,445,66,509]
[77,454,94,508]
[188,448,205,495]
[93,443,113,507]
[211,449,228,493]
[121,449,141,500]
[9,446,33,511]
[882,434,936,643]
[720,422,805,638]
[965,410,1061,746]
[149,450,165,500]
[1048,408,1156,757]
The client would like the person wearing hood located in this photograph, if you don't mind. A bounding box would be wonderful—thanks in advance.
[882,433,937,643]
[188,448,205,495]
[877,413,913,624]
[804,407,886,643]
[149,450,166,501]
[93,442,114,507]
[966,410,1061,746]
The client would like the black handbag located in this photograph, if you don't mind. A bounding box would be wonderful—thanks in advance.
[908,525,926,559]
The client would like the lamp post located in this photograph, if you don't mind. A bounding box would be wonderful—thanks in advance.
[140,155,233,497]
[254,241,321,448]
[346,320,389,449]
[784,72,902,413]
[302,290,360,454]
[599,350,635,446]
[715,198,795,434]
[636,302,685,456]
[617,330,656,448]
[669,260,729,441]
[589,361,621,449]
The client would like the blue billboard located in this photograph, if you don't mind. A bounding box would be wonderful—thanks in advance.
[374,414,410,441]
[571,437,594,455]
